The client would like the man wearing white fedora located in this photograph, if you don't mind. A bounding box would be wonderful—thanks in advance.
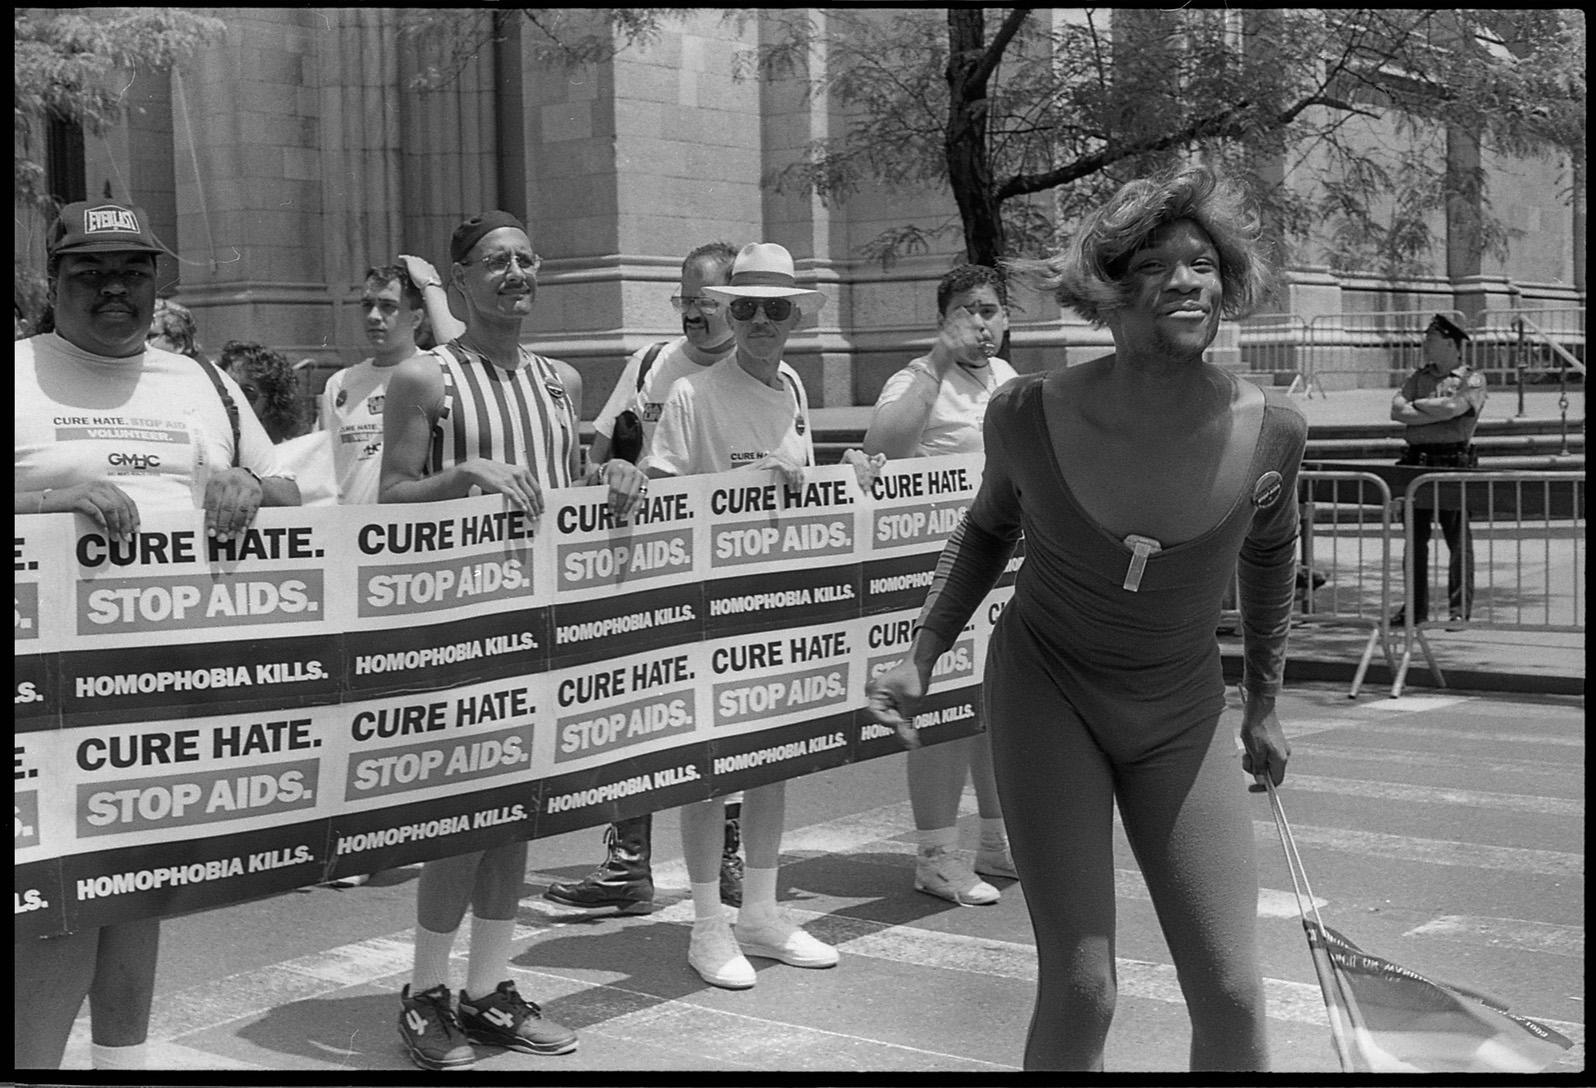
[645,242,881,988]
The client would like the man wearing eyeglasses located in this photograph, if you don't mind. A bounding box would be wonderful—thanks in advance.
[543,241,750,920]
[378,210,647,1070]
[585,241,740,471]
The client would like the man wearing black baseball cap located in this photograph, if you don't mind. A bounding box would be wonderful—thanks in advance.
[15,200,299,1070]
[1390,313,1487,626]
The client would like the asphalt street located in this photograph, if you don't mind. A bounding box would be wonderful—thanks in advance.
[40,682,1585,1077]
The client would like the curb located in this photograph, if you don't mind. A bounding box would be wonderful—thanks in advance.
[1220,652,1584,698]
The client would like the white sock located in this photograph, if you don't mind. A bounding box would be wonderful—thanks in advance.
[411,923,457,994]
[739,866,779,923]
[915,825,958,856]
[978,818,1008,852]
[691,880,724,923]
[465,915,517,1001]
[91,1041,148,1070]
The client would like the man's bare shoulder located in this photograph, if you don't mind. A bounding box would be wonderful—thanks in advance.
[386,350,445,396]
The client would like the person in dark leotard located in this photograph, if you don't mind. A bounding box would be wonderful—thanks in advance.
[867,165,1304,1071]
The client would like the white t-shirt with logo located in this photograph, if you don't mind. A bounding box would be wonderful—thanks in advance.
[872,355,1019,456]
[644,358,813,477]
[317,358,400,504]
[15,332,284,514]
[592,337,734,458]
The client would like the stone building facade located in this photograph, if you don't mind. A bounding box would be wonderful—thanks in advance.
[16,8,1584,413]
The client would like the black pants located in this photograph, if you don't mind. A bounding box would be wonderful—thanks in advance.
[1410,507,1473,619]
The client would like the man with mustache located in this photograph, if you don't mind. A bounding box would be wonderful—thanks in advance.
[379,210,647,1070]
[15,199,299,1070]
[545,240,748,918]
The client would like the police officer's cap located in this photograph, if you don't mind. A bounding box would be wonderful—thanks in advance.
[1426,314,1470,344]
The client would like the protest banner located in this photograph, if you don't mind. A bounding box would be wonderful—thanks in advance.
[18,506,342,934]
[328,496,553,878]
[537,474,714,834]
[15,455,1013,935]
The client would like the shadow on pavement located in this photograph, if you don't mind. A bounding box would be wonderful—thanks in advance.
[234,989,415,1070]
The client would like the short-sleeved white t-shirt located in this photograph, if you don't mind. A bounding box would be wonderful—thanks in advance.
[592,337,734,456]
[644,358,813,477]
[871,355,1018,457]
[15,332,285,514]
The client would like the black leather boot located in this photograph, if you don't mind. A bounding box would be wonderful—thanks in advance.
[720,803,744,907]
[544,814,654,913]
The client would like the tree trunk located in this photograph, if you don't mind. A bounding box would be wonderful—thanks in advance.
[945,10,1005,265]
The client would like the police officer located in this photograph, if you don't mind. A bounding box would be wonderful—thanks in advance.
[1390,314,1486,626]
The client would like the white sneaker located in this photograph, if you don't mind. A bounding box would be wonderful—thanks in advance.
[689,917,756,989]
[915,848,1000,905]
[734,913,839,968]
[974,843,1019,881]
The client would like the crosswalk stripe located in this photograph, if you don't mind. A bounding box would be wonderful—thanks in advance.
[1352,695,1474,713]
[1292,741,1586,780]
[741,835,1323,919]
[63,1024,266,1071]
[508,963,1016,1071]
[1286,773,1583,817]
[1326,719,1585,748]
[538,899,1583,1050]
[1256,821,1582,876]
[1405,914,1585,957]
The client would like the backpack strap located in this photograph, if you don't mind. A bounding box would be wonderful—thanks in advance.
[191,354,242,466]
[780,370,814,467]
[634,340,669,392]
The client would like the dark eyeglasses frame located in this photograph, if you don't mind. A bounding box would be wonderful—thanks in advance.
[728,297,794,322]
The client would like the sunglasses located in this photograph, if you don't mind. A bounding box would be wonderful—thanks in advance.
[728,297,794,322]
[669,295,722,315]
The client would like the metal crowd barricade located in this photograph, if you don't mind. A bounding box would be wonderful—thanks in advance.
[1236,312,1317,396]
[1219,470,1397,699]
[1306,310,1468,392]
[1294,470,1397,697]
[1468,307,1587,384]
[1393,470,1586,697]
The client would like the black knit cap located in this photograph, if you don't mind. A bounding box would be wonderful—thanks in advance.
[449,210,526,265]
[1427,313,1470,343]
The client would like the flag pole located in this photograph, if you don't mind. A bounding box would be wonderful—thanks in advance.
[1265,780,1358,1072]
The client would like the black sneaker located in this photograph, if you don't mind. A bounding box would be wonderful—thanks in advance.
[457,980,577,1055]
[398,983,476,1071]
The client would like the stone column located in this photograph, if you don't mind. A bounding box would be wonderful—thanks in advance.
[171,10,328,365]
